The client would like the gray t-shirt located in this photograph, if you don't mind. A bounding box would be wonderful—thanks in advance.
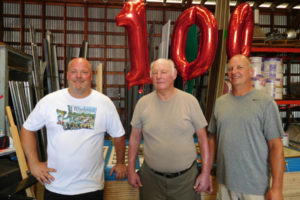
[208,89,284,195]
[131,89,207,172]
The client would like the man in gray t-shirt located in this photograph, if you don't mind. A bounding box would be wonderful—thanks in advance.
[128,58,212,200]
[208,54,284,200]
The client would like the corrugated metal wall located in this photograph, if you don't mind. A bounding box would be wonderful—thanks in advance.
[2,2,300,122]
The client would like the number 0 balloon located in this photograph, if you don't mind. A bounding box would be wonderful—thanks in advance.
[227,3,254,58]
[171,6,218,83]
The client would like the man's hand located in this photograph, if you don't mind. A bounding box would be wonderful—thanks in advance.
[109,163,127,180]
[193,172,212,194]
[29,161,56,185]
[265,188,283,200]
[128,171,142,188]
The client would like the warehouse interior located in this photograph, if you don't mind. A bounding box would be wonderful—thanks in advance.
[0,0,300,199]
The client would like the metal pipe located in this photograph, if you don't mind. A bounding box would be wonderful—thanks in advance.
[51,44,60,91]
[44,38,53,93]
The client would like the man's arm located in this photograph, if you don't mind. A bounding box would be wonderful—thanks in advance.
[266,137,284,200]
[20,127,56,184]
[194,128,212,194]
[208,133,217,169]
[110,135,127,180]
[127,127,142,188]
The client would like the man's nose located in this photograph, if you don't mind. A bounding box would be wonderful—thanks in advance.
[156,72,162,78]
[231,67,237,73]
[76,72,82,77]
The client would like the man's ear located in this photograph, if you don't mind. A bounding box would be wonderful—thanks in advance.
[173,68,177,80]
[249,67,254,77]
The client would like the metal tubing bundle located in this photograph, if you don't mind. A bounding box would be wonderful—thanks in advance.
[8,81,33,130]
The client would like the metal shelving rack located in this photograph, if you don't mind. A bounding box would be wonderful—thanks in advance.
[251,44,300,124]
[0,42,32,131]
[251,47,300,53]
[276,100,300,106]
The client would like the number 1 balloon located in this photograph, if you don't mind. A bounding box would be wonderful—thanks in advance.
[116,0,152,88]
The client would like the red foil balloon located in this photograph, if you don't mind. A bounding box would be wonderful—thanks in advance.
[116,0,152,88]
[171,6,218,83]
[227,3,254,59]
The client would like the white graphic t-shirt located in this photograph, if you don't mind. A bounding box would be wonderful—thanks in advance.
[23,89,124,195]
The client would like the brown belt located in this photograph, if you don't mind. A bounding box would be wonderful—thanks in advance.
[150,160,196,178]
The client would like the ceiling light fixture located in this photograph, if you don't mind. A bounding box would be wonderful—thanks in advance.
[276,3,288,9]
[258,2,272,8]
[204,1,216,6]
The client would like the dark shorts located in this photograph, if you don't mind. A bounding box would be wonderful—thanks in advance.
[44,189,103,200]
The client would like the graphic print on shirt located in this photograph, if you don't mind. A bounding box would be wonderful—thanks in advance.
[56,105,96,130]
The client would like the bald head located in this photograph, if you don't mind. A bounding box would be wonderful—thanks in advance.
[228,54,252,69]
[68,58,92,73]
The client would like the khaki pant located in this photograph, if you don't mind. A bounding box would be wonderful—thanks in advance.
[217,183,265,200]
[139,162,200,200]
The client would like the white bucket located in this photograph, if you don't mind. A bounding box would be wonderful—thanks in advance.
[251,75,266,91]
[263,58,283,79]
[282,132,289,147]
[274,78,283,87]
[265,79,283,99]
[250,57,264,77]
[223,80,232,94]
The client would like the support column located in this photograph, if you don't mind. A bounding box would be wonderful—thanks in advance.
[205,0,230,121]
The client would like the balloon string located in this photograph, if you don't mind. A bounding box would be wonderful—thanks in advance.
[138,85,143,94]
[138,85,144,99]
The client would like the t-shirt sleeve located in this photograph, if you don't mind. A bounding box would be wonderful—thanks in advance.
[23,99,47,131]
[207,107,217,134]
[263,100,284,140]
[130,99,142,129]
[106,99,125,138]
[190,97,207,131]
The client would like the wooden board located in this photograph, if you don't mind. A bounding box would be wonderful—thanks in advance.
[6,106,35,198]
[96,63,103,93]
[103,176,218,200]
[283,172,300,199]
[104,181,139,200]
[34,172,300,200]
[284,147,300,158]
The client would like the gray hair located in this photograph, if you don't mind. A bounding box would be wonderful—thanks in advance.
[150,58,176,77]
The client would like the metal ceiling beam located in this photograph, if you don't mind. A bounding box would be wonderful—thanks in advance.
[200,0,206,5]
[287,2,299,11]
[292,11,300,29]
[186,0,193,7]
[253,0,265,9]
[270,0,285,11]
[236,0,244,7]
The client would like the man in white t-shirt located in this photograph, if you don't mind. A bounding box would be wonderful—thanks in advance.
[21,58,127,200]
